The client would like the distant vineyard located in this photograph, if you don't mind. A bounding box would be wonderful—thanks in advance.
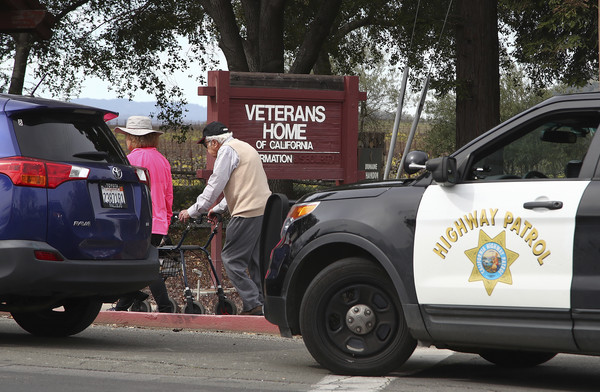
[114,127,207,187]
[159,134,206,187]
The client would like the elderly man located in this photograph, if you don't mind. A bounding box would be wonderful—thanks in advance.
[179,121,271,315]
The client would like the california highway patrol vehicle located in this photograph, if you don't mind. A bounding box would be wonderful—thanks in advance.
[260,92,600,376]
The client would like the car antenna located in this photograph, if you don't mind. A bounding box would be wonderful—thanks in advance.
[29,73,48,97]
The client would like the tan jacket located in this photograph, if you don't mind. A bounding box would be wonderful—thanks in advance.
[223,138,271,217]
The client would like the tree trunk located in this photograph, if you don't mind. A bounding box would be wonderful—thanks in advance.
[9,33,33,95]
[312,50,333,75]
[455,0,500,148]
[199,0,249,72]
[258,0,286,72]
[241,0,260,71]
[290,0,343,74]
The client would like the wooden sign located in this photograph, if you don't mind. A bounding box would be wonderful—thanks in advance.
[198,71,367,184]
[0,0,55,40]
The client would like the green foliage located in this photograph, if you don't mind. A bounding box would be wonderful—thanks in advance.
[499,0,598,88]
[319,0,456,94]
[1,0,216,141]
[351,59,404,133]
[499,64,553,123]
[3,0,598,149]
[422,93,456,157]
[173,185,204,212]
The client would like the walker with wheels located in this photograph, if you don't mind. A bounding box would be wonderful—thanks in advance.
[158,213,238,315]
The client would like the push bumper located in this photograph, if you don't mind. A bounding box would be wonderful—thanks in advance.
[264,295,295,337]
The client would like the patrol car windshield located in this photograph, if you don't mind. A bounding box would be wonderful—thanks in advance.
[469,112,599,180]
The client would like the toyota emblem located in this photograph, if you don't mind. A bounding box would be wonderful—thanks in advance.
[111,166,123,179]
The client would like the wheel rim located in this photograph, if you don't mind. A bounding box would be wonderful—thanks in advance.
[322,283,398,356]
[345,304,376,335]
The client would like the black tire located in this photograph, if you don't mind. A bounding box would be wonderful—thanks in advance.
[11,298,102,337]
[184,300,206,314]
[479,349,557,368]
[130,299,152,312]
[299,257,416,376]
[168,296,180,313]
[214,298,238,315]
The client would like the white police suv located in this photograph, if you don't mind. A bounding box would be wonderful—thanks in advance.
[261,92,600,375]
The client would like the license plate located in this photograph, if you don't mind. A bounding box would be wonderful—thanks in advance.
[100,183,127,209]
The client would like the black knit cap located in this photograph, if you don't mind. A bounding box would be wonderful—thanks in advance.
[198,121,229,144]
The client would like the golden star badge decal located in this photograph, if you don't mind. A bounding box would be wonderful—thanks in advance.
[464,230,519,296]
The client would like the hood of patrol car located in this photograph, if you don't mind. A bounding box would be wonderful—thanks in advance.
[301,178,416,203]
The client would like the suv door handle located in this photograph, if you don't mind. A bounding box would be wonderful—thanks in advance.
[523,201,563,210]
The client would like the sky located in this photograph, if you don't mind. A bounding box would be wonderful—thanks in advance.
[77,68,213,106]
[33,36,228,107]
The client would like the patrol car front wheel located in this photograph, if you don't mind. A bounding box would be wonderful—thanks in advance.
[299,257,416,376]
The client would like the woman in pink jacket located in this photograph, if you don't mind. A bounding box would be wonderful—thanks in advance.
[114,116,174,313]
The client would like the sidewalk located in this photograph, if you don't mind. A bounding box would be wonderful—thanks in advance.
[94,304,280,335]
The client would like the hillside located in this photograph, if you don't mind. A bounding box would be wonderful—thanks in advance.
[72,98,207,125]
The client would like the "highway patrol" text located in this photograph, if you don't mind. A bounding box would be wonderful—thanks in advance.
[433,208,551,265]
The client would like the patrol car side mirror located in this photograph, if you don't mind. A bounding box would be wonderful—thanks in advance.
[426,156,457,186]
[404,150,429,174]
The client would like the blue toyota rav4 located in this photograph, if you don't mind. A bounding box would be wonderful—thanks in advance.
[261,92,600,376]
[0,94,158,336]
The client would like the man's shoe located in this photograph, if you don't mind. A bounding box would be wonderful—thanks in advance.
[240,305,263,316]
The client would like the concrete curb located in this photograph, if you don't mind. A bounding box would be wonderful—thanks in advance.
[94,311,280,335]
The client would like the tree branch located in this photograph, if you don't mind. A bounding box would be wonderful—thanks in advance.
[334,15,377,39]
[54,0,93,22]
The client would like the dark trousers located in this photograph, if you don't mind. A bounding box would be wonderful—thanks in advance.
[115,234,172,313]
[221,216,264,312]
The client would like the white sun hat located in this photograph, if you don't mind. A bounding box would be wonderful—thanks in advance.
[114,116,163,136]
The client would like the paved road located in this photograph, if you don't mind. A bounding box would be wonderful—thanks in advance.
[0,315,321,392]
[1,315,599,391]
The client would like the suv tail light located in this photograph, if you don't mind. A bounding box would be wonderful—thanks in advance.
[0,157,90,188]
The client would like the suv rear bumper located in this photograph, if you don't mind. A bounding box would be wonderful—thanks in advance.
[0,240,159,300]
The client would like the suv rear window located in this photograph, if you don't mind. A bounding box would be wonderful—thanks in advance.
[11,111,128,164]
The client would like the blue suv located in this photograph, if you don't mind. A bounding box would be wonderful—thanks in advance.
[0,94,158,336]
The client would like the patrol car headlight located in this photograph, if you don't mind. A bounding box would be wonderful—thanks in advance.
[281,202,320,235]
